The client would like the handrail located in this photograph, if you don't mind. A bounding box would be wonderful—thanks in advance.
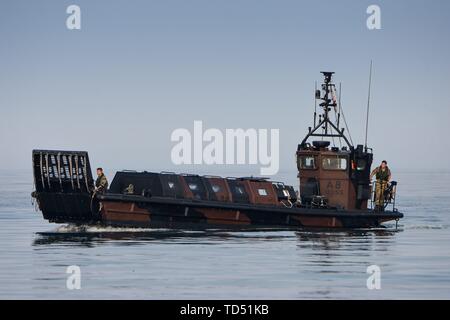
[370,180,398,212]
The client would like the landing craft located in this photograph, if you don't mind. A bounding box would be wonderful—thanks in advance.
[31,72,403,229]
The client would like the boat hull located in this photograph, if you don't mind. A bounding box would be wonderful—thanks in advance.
[96,194,403,229]
[30,150,404,230]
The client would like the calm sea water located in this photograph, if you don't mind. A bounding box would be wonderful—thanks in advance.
[0,170,449,299]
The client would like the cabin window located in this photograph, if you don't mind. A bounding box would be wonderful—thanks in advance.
[356,159,366,171]
[322,156,348,170]
[257,188,268,196]
[212,185,221,193]
[188,183,198,191]
[299,156,316,169]
[235,186,245,194]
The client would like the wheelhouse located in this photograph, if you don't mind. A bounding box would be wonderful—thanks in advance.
[296,72,374,211]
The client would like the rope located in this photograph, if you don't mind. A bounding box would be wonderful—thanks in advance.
[82,156,90,192]
[68,154,75,190]
[39,152,45,190]
[57,152,63,191]
[45,154,50,188]
[75,155,81,189]
[339,99,354,146]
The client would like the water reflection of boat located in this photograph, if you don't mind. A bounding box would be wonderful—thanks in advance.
[32,225,400,247]
[31,72,403,230]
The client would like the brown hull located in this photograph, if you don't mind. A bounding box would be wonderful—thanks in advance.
[97,194,403,229]
[31,148,404,230]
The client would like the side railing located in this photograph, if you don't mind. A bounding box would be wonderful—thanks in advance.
[370,180,398,212]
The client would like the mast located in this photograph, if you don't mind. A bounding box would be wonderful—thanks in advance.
[300,72,353,148]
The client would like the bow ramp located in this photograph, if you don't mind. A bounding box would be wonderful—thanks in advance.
[31,150,98,223]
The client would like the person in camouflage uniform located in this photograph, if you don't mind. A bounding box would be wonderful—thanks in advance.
[95,167,108,194]
[370,160,391,211]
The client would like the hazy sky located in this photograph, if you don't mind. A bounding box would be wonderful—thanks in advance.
[1,0,450,178]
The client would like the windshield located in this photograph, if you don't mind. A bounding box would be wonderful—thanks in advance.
[299,156,316,169]
[322,156,348,170]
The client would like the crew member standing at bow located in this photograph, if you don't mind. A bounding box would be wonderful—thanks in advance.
[370,160,391,211]
[95,167,108,194]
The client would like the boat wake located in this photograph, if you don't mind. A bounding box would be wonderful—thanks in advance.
[405,224,449,230]
[52,224,171,234]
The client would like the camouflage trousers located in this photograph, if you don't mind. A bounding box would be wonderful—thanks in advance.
[375,180,388,207]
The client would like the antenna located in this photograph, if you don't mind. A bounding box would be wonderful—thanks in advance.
[337,82,341,129]
[337,82,342,146]
[300,72,353,148]
[314,81,317,127]
[364,60,373,151]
